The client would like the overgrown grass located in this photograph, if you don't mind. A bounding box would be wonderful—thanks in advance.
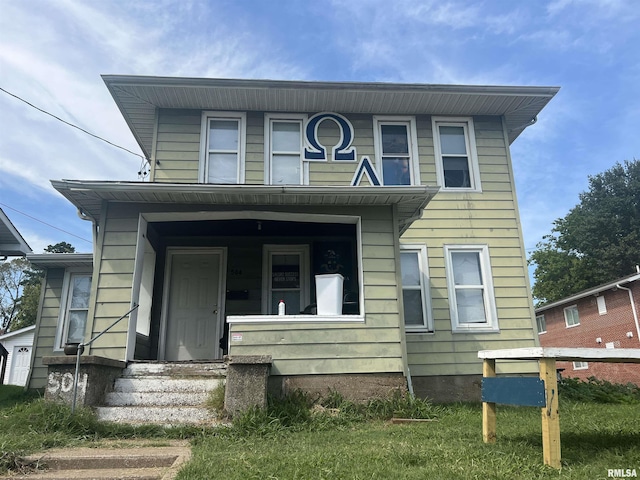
[178,383,640,479]
[0,385,206,474]
[2,379,640,478]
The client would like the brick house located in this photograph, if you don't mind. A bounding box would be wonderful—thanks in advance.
[535,271,640,385]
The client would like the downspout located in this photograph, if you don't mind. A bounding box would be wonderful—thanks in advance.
[76,208,98,260]
[616,282,640,344]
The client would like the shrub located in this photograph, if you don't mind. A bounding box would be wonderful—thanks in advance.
[559,377,640,404]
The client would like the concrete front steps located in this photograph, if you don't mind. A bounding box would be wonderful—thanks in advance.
[95,362,226,426]
[9,441,190,480]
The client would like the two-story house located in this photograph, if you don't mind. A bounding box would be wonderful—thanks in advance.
[535,271,640,386]
[26,76,558,404]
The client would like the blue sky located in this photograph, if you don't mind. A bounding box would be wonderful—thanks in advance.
[1,0,639,262]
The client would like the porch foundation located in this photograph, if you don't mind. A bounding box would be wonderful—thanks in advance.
[224,355,272,416]
[43,356,126,408]
[270,373,407,402]
[412,374,483,403]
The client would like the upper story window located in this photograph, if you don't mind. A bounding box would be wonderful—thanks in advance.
[596,295,607,315]
[564,305,580,328]
[536,314,546,334]
[444,245,498,332]
[265,114,306,185]
[373,116,420,186]
[199,111,246,184]
[55,271,92,350]
[400,245,433,332]
[432,117,480,192]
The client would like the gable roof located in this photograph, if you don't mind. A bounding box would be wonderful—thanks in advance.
[0,208,31,257]
[535,272,640,313]
[102,75,560,159]
[0,324,35,341]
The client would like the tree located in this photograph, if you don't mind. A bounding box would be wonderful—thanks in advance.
[0,258,31,333]
[0,242,76,333]
[530,159,640,305]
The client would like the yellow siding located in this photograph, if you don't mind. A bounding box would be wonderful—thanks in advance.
[28,269,64,389]
[403,116,538,377]
[152,110,201,182]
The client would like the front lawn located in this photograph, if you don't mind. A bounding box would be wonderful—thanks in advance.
[177,401,640,480]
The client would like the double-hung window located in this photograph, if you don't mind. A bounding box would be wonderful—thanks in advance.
[432,117,480,191]
[400,245,433,332]
[200,111,246,184]
[564,305,580,327]
[265,114,306,185]
[373,116,420,186]
[444,245,498,332]
[55,271,92,349]
[536,314,546,334]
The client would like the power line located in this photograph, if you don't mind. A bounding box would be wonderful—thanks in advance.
[0,86,147,162]
[0,202,92,244]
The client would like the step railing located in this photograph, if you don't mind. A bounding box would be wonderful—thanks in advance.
[70,303,139,413]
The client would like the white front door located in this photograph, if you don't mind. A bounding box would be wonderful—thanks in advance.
[163,250,224,361]
[9,346,31,386]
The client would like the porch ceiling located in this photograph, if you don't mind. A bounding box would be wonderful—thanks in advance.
[102,75,560,159]
[51,181,440,235]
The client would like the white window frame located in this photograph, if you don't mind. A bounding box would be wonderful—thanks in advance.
[199,111,246,184]
[54,269,92,351]
[444,245,499,333]
[264,113,308,185]
[573,361,588,370]
[373,116,420,186]
[564,305,580,328]
[596,295,607,315]
[536,314,546,334]
[432,116,481,192]
[262,244,310,315]
[400,244,433,332]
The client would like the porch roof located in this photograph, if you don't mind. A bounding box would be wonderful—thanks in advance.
[102,75,560,159]
[51,180,440,234]
[27,253,93,269]
[0,207,31,257]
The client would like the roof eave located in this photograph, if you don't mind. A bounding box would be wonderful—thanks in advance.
[535,273,640,313]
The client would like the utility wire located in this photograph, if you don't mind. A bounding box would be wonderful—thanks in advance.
[0,86,147,162]
[0,202,92,244]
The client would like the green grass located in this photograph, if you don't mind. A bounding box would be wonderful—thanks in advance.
[2,381,639,478]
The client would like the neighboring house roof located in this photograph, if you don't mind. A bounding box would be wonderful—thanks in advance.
[50,181,440,235]
[0,324,35,341]
[535,272,640,313]
[102,75,560,159]
[0,208,31,257]
[27,253,93,269]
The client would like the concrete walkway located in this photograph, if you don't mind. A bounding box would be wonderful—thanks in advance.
[0,439,191,480]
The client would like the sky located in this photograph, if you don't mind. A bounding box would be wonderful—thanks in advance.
[1,0,639,262]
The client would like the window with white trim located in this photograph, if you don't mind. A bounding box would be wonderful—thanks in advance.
[564,305,580,328]
[199,111,246,184]
[55,272,92,349]
[432,117,480,191]
[596,295,607,315]
[444,245,498,332]
[373,116,420,186]
[573,361,588,370]
[265,114,306,185]
[400,245,433,332]
[536,314,546,334]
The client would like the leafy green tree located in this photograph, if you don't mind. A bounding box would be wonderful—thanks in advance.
[0,242,76,332]
[530,160,640,305]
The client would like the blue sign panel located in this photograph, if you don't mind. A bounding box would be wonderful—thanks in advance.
[481,377,546,407]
